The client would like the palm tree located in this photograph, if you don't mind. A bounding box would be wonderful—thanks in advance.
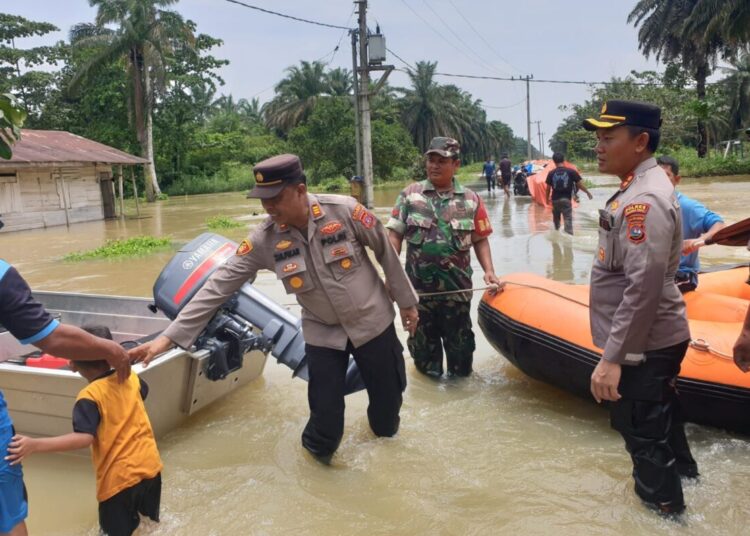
[686,0,750,47]
[263,61,330,135]
[69,0,194,201]
[395,61,470,153]
[720,47,750,134]
[629,0,726,157]
[327,68,353,97]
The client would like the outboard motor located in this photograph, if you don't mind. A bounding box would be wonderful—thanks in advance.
[152,233,364,394]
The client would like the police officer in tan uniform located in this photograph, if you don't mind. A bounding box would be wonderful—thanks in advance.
[584,100,696,515]
[130,154,419,463]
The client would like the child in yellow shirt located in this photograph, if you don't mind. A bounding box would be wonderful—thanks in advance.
[5,326,162,536]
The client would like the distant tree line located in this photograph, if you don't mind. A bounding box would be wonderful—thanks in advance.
[0,2,533,202]
[551,1,750,160]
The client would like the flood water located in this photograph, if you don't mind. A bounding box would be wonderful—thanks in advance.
[2,174,750,535]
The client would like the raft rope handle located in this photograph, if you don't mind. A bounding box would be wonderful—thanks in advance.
[285,283,738,362]
[689,338,734,360]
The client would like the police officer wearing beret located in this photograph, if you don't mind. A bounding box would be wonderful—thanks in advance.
[584,100,697,515]
[0,259,131,535]
[130,154,419,463]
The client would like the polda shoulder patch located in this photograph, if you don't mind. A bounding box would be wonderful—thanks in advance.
[236,239,253,256]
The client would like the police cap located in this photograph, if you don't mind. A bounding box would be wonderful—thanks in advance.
[583,100,662,131]
[247,154,306,199]
[425,137,461,158]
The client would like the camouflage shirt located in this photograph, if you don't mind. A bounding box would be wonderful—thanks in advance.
[386,178,492,301]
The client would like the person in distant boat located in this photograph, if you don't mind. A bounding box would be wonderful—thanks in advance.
[0,260,131,536]
[128,154,419,465]
[545,152,593,235]
[583,100,697,516]
[498,153,512,196]
[387,137,503,379]
[482,156,496,194]
[656,155,725,292]
[733,240,750,372]
[6,326,162,536]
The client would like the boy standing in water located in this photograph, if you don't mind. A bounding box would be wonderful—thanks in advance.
[6,327,162,536]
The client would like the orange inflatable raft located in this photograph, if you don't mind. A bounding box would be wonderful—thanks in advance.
[478,266,750,434]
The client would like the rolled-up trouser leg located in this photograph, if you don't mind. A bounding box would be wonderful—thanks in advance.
[301,343,349,458]
[561,199,573,234]
[610,340,690,511]
[408,299,444,376]
[351,323,406,437]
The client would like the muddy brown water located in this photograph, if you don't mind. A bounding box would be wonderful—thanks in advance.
[2,175,750,535]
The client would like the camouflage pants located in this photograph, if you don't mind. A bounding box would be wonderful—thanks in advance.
[407,298,475,377]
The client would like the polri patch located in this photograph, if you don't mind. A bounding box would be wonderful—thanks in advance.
[289,276,304,289]
[321,231,346,246]
[236,239,253,256]
[282,262,298,273]
[340,258,352,270]
[320,221,343,235]
[275,240,292,250]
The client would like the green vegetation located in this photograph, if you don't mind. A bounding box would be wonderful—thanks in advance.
[552,3,750,167]
[63,236,172,261]
[205,215,243,230]
[4,1,750,199]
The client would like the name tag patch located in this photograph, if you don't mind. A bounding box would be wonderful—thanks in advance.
[274,248,300,262]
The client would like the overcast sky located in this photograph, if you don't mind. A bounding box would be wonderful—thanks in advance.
[10,0,665,151]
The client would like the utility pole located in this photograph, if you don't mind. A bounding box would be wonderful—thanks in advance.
[356,0,374,208]
[532,120,542,158]
[541,131,545,158]
[353,1,393,208]
[350,30,362,178]
[524,74,533,161]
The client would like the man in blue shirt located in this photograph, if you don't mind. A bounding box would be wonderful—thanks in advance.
[0,259,130,536]
[657,156,726,292]
[482,156,496,194]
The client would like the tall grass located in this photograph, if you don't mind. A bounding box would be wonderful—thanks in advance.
[205,215,244,230]
[64,236,172,261]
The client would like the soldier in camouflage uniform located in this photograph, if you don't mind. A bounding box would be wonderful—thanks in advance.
[387,137,503,377]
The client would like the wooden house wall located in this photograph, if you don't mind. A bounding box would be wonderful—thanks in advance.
[0,165,111,233]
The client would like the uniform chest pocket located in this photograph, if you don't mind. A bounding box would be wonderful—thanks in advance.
[323,241,360,280]
[450,218,475,251]
[274,256,313,294]
[405,215,433,245]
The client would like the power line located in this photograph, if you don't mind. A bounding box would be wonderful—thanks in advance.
[223,0,352,30]
[418,0,510,77]
[446,0,523,75]
[482,97,527,110]
[396,0,498,74]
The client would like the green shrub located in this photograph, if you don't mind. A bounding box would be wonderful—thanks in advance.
[317,176,349,192]
[64,236,172,261]
[659,146,750,177]
[164,161,253,195]
[205,215,244,230]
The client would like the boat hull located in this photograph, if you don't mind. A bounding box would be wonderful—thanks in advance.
[478,270,750,435]
[0,291,269,438]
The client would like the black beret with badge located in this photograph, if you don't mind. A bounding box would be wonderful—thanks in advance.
[247,153,306,199]
[583,100,662,131]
